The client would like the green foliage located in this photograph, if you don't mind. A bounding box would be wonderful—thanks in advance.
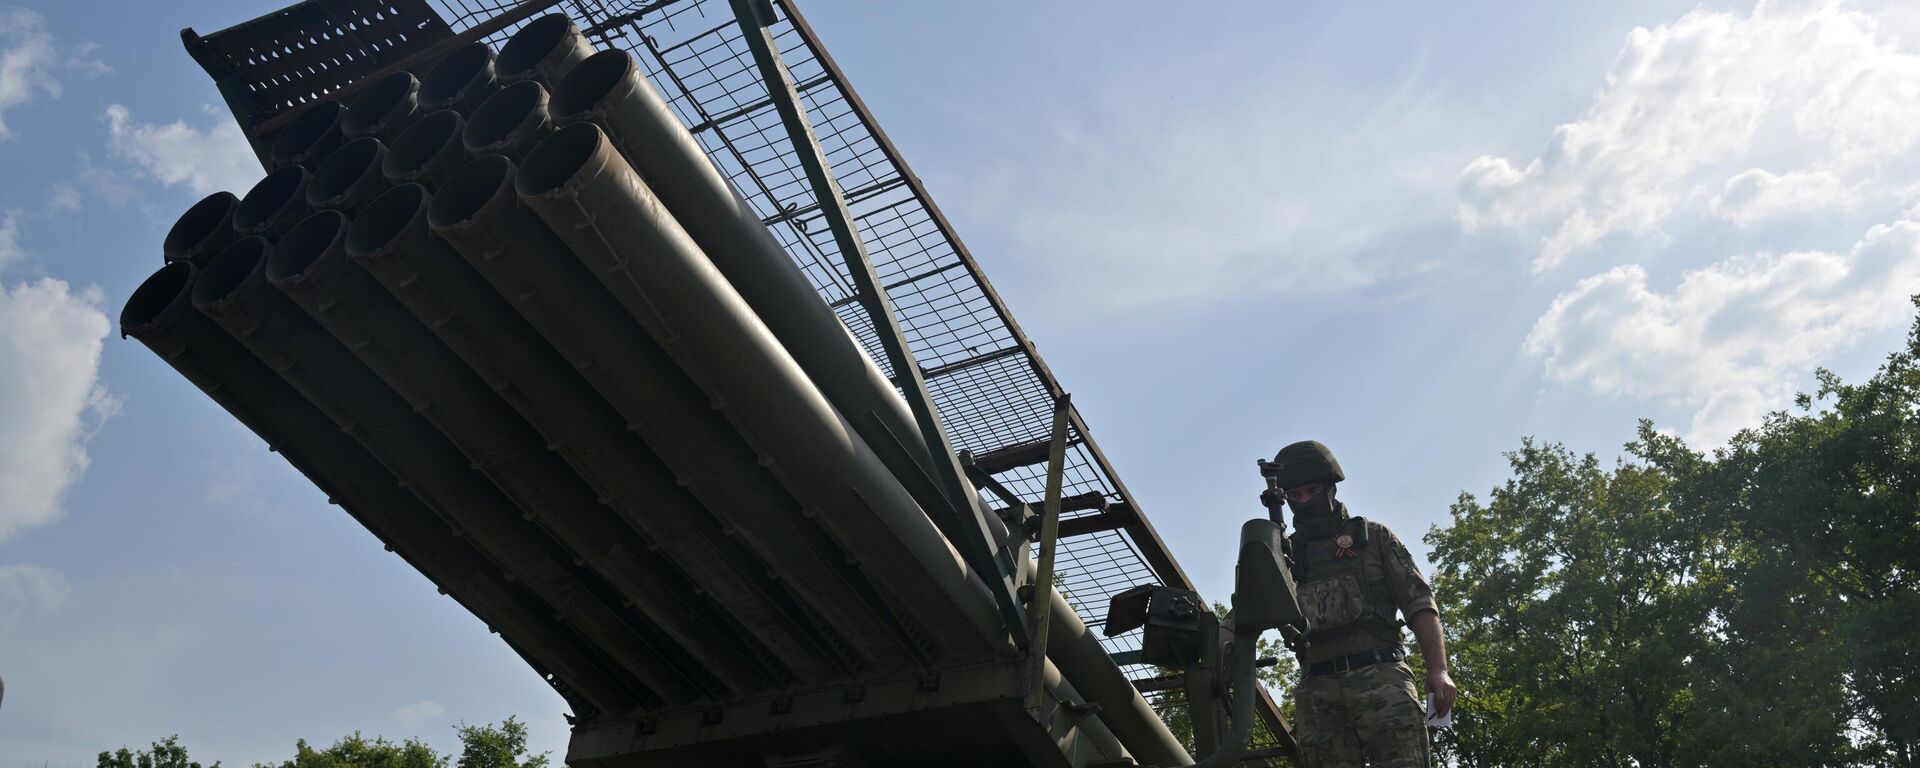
[107,719,548,768]
[451,717,547,768]
[253,733,445,768]
[99,736,220,768]
[1426,300,1920,767]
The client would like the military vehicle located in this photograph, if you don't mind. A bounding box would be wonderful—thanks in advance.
[123,2,1306,765]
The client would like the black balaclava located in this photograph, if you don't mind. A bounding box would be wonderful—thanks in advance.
[1289,483,1348,538]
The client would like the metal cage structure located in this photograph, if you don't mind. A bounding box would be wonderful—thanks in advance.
[179,0,1295,761]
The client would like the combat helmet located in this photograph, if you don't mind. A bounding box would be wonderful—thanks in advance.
[1269,440,1345,488]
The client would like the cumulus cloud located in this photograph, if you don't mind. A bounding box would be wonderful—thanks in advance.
[105,104,260,196]
[393,701,445,722]
[0,209,21,271]
[0,8,107,140]
[1524,214,1920,444]
[0,277,115,541]
[1461,2,1920,270]
[0,563,69,609]
[0,6,57,138]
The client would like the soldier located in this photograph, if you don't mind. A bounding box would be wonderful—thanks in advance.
[1266,440,1455,767]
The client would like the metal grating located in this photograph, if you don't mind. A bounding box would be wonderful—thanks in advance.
[426,0,1287,758]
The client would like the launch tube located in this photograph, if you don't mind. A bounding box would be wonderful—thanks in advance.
[233,166,311,242]
[305,136,389,216]
[551,51,996,558]
[517,123,1002,659]
[497,14,595,88]
[265,212,731,699]
[122,261,641,716]
[346,183,844,686]
[269,100,347,171]
[384,110,467,191]
[341,71,420,142]
[193,235,697,707]
[162,191,237,266]
[419,42,499,115]
[430,154,922,671]
[463,81,553,161]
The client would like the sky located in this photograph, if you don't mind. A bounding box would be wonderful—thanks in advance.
[4,0,1920,764]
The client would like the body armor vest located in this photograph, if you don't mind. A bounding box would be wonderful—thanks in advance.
[1290,515,1405,664]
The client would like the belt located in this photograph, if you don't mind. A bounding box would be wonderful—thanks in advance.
[1304,647,1405,677]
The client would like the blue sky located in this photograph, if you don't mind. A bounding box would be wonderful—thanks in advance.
[5,0,1919,764]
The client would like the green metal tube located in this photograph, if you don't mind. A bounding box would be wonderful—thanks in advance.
[341,70,421,142]
[347,181,847,686]
[428,154,918,673]
[497,13,595,89]
[192,234,689,708]
[122,260,639,717]
[162,191,238,266]
[262,211,724,701]
[463,80,554,162]
[549,53,984,539]
[305,136,390,217]
[516,122,1004,660]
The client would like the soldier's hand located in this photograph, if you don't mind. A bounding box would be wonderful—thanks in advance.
[1428,668,1457,717]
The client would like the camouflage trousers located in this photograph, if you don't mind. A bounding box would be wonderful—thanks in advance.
[1293,660,1431,768]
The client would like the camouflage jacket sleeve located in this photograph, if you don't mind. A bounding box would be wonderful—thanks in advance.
[1374,522,1438,620]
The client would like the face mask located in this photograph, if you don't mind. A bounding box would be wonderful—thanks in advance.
[1289,486,1344,534]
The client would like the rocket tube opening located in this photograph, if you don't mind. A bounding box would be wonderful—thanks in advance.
[341,71,420,137]
[121,261,195,335]
[463,80,548,157]
[550,49,630,118]
[234,166,309,237]
[265,210,349,285]
[428,155,513,230]
[419,42,496,112]
[384,110,463,185]
[163,191,238,264]
[306,137,385,209]
[191,237,271,309]
[515,122,602,198]
[269,101,346,168]
[497,14,573,81]
[347,184,429,257]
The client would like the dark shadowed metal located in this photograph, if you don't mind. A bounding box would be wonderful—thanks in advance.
[429,154,922,672]
[497,13,595,88]
[384,109,469,190]
[122,258,636,718]
[351,180,848,686]
[162,191,237,266]
[268,100,347,171]
[192,234,683,708]
[341,71,422,142]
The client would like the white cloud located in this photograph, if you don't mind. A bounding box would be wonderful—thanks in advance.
[0,277,114,541]
[105,104,260,196]
[0,209,21,271]
[1524,214,1920,444]
[0,7,57,138]
[0,563,69,609]
[1461,2,1920,270]
[393,700,445,722]
[943,41,1475,313]
[65,41,108,79]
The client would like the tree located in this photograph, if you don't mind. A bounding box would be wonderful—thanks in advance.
[99,736,220,768]
[253,733,444,768]
[451,717,547,768]
[1425,300,1920,767]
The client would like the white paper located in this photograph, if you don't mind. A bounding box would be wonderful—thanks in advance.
[1424,694,1454,729]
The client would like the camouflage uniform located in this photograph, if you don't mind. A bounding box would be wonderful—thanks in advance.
[1290,511,1436,768]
